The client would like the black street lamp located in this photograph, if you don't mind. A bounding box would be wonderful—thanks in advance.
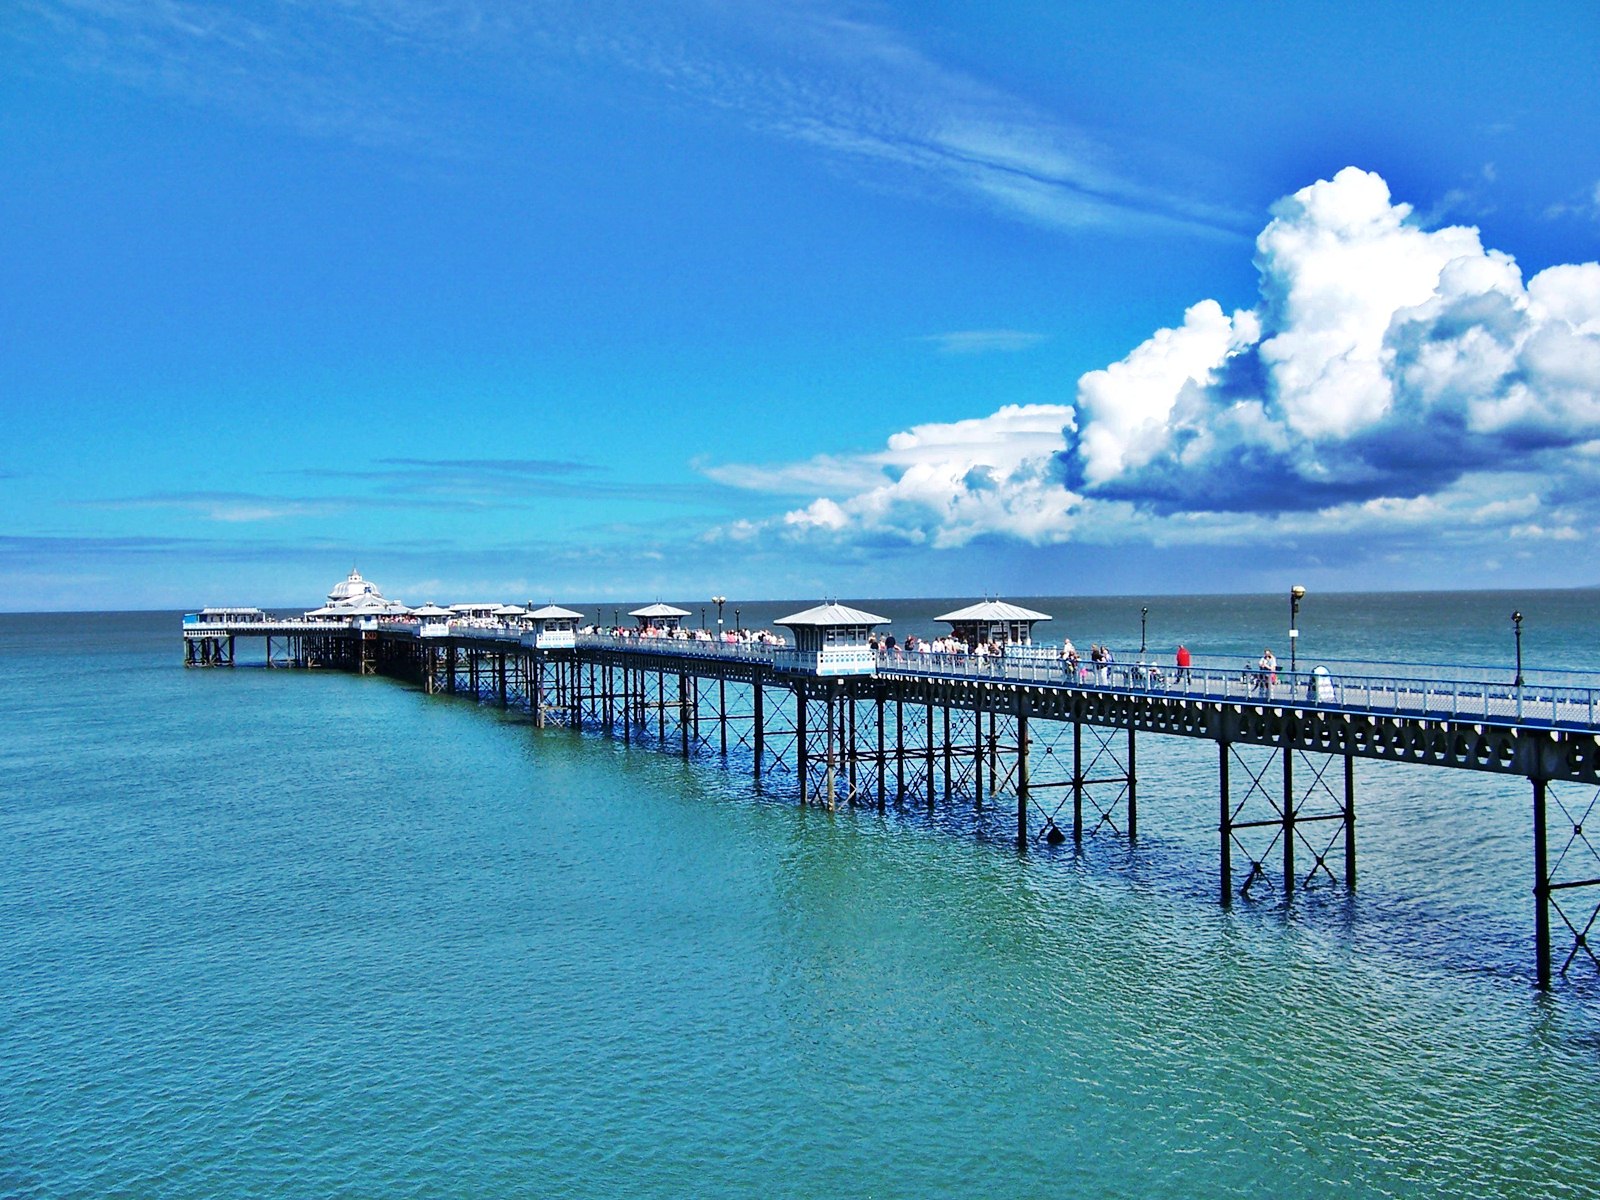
[613,608,620,630]
[713,595,726,638]
[700,606,706,630]
[1140,606,1148,655]
[1513,610,1524,688]
[1290,585,1306,673]
[734,607,741,633]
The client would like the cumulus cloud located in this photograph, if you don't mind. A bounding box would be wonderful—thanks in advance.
[709,404,1078,547]
[710,167,1600,552]
[1076,168,1600,514]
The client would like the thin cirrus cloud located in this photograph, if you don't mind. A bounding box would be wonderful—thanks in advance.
[14,0,1244,236]
[710,167,1600,553]
[919,330,1050,355]
[87,457,728,522]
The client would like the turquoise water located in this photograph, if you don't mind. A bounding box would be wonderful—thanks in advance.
[4,599,1600,1198]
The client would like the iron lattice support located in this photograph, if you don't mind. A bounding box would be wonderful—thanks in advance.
[1219,738,1356,903]
[1532,777,1600,988]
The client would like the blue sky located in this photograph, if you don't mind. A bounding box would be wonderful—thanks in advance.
[3,1,1598,611]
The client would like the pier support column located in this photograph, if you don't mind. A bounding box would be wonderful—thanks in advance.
[1344,751,1357,891]
[876,691,887,811]
[719,673,728,756]
[973,691,985,811]
[679,674,690,758]
[796,690,808,806]
[753,672,764,776]
[925,698,936,810]
[826,688,837,811]
[1072,716,1084,844]
[1126,720,1138,843]
[1016,710,1030,849]
[1283,727,1296,896]
[1534,776,1552,990]
[845,690,858,805]
[1218,740,1232,906]
[895,693,905,803]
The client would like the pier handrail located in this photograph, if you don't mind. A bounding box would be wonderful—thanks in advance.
[564,631,1600,732]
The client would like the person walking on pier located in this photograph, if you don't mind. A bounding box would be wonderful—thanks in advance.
[1256,648,1278,696]
[1175,644,1192,687]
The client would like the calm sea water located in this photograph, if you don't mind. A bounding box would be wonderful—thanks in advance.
[4,594,1600,1198]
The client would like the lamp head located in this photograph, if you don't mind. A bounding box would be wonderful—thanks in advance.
[1513,610,1523,624]
[1291,585,1307,601]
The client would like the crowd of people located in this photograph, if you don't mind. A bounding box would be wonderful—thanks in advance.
[592,624,786,646]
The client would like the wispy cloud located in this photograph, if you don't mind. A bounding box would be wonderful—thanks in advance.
[12,0,1245,235]
[292,456,727,507]
[918,329,1049,355]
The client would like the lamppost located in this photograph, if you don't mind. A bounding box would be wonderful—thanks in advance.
[734,607,741,634]
[613,608,619,630]
[713,595,726,638]
[1513,610,1524,687]
[700,606,706,630]
[1140,606,1148,656]
[1289,584,1306,673]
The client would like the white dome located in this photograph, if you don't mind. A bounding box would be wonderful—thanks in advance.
[328,568,380,604]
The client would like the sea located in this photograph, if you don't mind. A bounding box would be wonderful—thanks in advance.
[3,590,1599,1199]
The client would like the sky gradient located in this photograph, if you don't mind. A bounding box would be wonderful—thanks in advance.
[3,1,1599,611]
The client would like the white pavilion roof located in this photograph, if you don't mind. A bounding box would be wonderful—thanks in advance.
[629,603,692,618]
[493,605,530,617]
[527,605,585,620]
[327,568,380,603]
[775,602,888,628]
[935,600,1053,624]
[411,603,454,618]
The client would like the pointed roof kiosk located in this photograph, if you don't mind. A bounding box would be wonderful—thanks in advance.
[775,602,889,676]
[630,603,691,634]
[935,600,1053,648]
[524,605,584,650]
[412,603,454,637]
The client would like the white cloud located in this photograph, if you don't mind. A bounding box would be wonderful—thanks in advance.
[711,167,1600,558]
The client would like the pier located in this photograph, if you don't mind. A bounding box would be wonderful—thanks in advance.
[184,579,1600,990]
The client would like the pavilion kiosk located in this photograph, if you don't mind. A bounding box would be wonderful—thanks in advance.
[524,605,583,650]
[304,568,410,627]
[450,602,501,621]
[630,603,691,635]
[411,603,454,637]
[774,602,888,676]
[935,600,1053,649]
[493,604,530,626]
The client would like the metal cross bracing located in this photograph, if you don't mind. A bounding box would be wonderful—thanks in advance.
[1017,715,1137,848]
[1534,780,1600,986]
[1218,740,1355,903]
